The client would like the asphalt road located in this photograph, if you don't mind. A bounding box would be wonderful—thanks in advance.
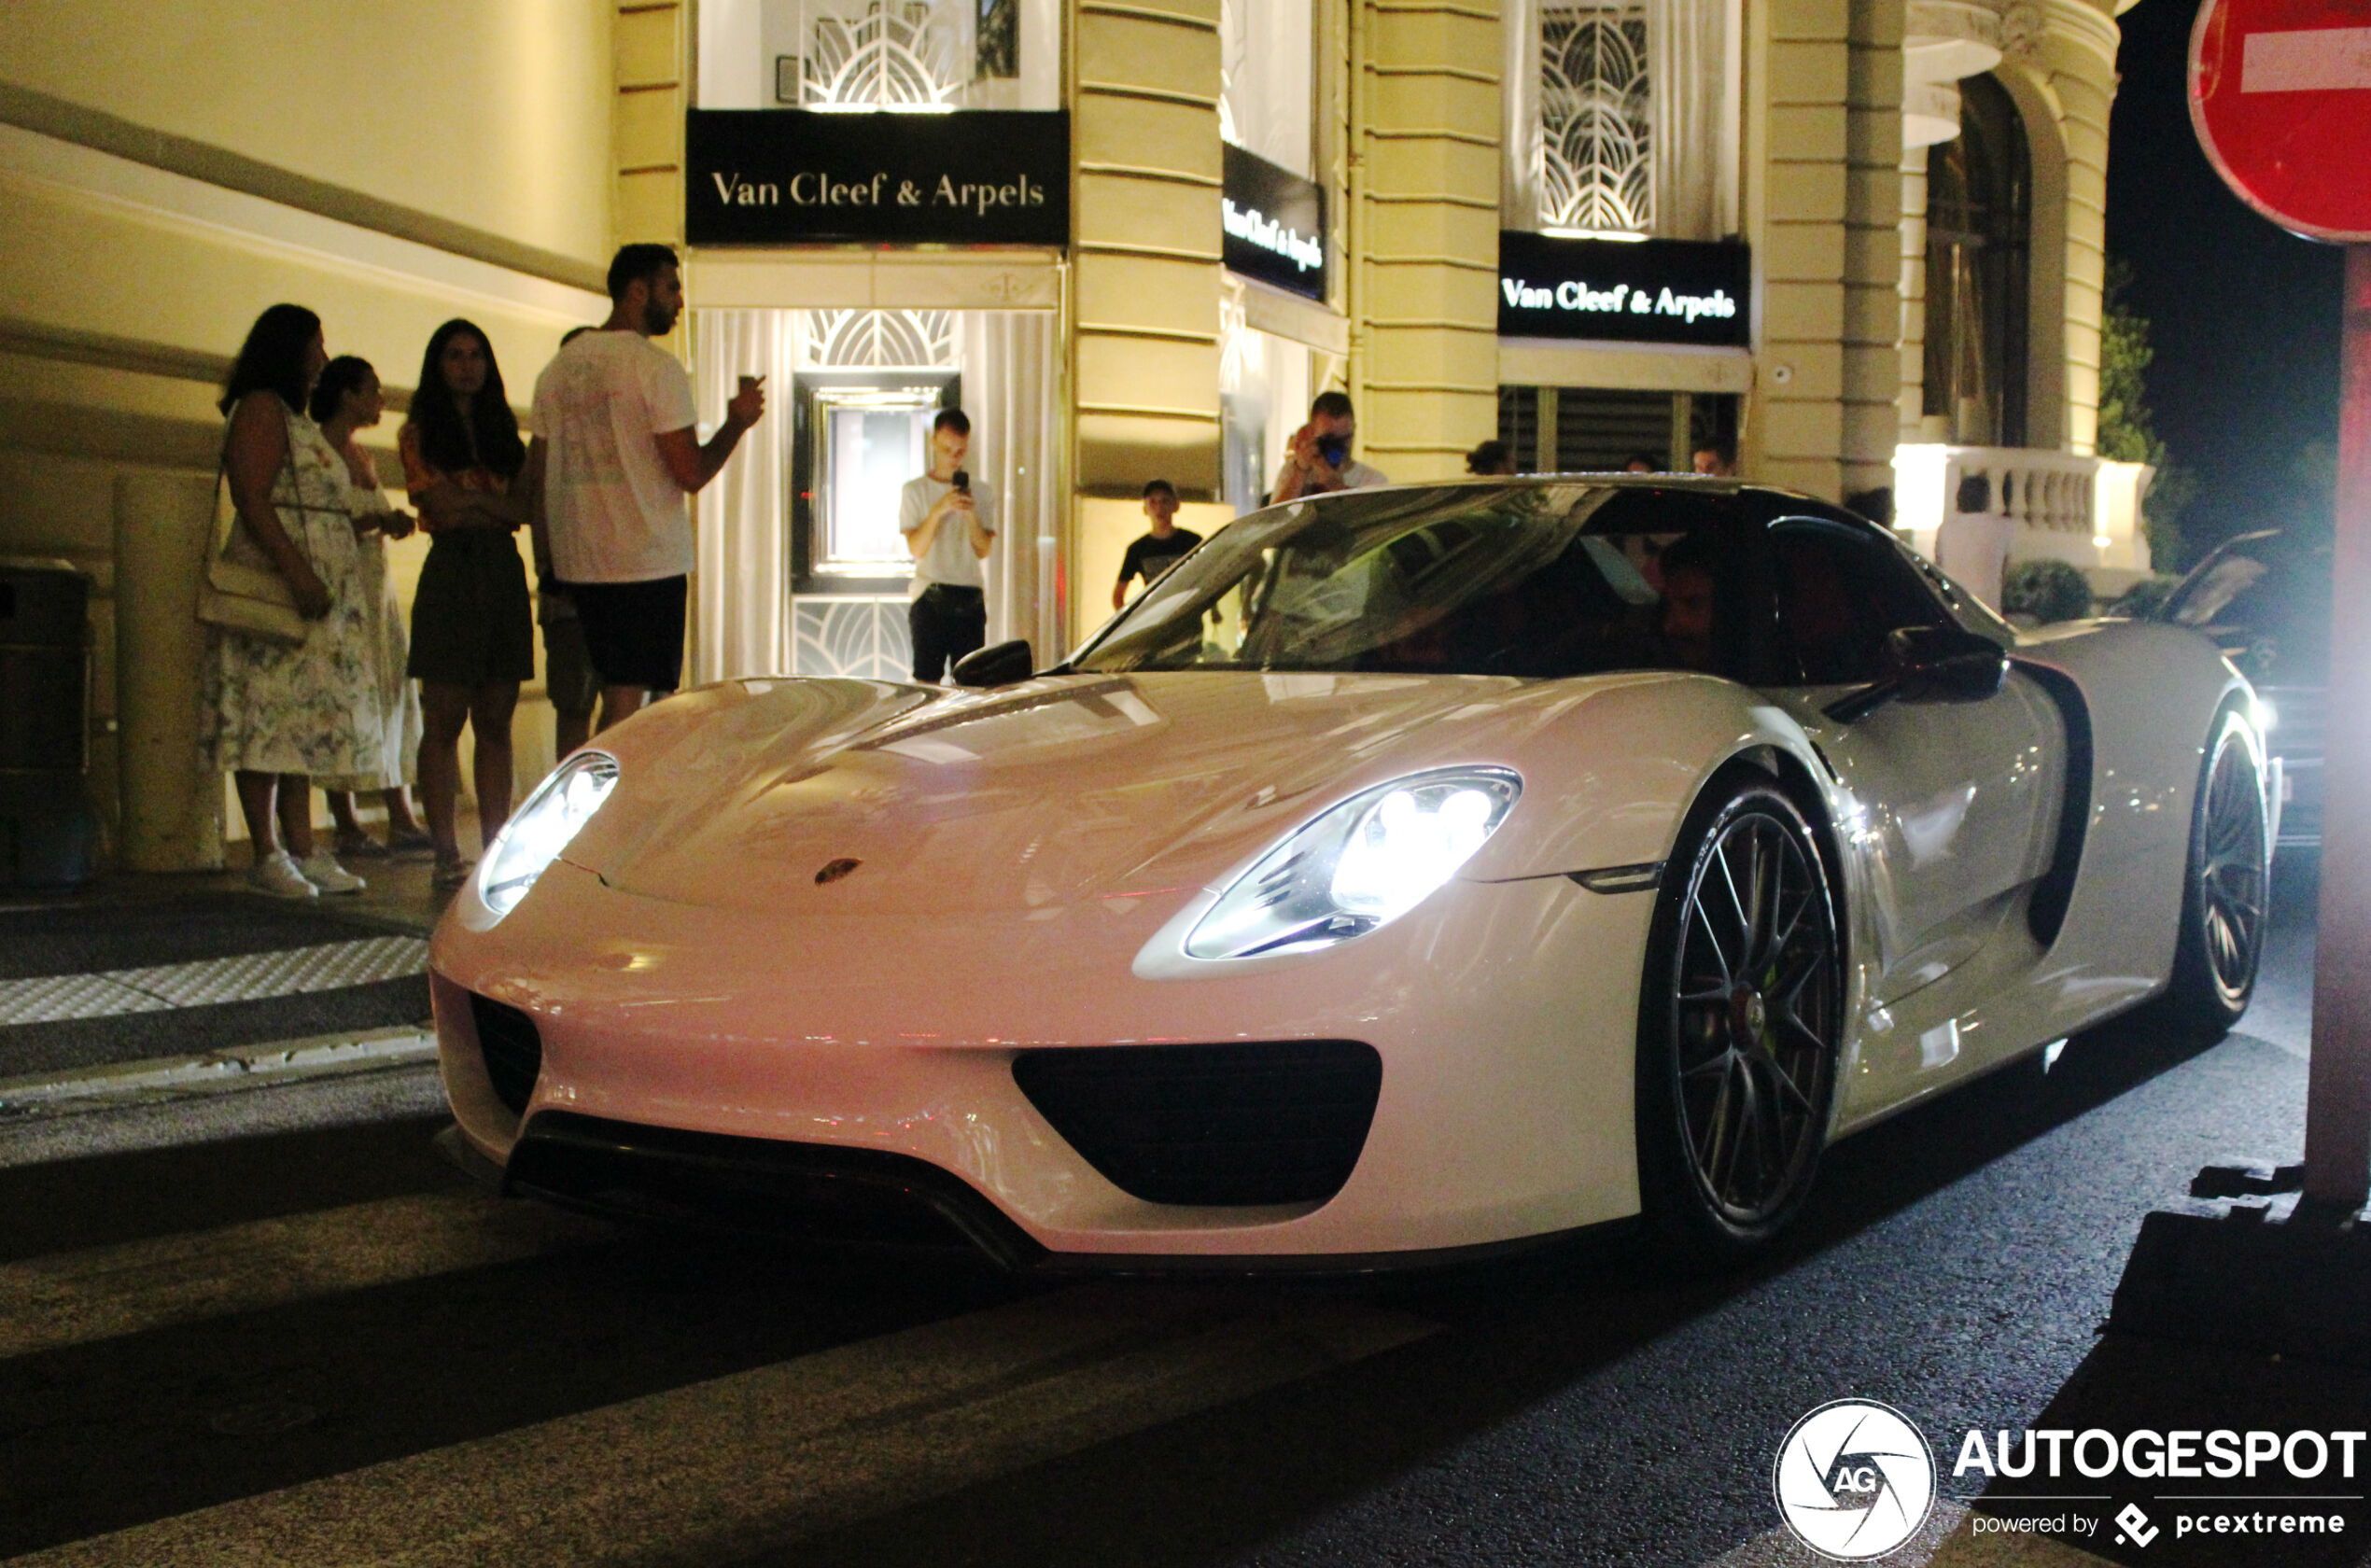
[0,872,2342,1568]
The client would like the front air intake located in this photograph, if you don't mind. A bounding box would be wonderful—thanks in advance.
[468,993,542,1115]
[1011,1040,1383,1207]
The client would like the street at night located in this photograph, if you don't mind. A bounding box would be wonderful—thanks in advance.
[0,866,2350,1567]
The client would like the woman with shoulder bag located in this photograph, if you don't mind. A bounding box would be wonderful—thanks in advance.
[200,304,382,899]
[309,356,431,859]
[400,318,535,889]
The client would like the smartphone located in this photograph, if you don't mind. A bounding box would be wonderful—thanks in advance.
[951,469,971,492]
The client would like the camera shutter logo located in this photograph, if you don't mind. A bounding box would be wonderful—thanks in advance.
[1772,1399,1937,1560]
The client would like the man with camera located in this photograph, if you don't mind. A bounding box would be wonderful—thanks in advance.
[901,408,997,682]
[1270,390,1388,503]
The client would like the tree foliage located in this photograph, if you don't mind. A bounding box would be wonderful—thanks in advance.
[2097,259,2195,567]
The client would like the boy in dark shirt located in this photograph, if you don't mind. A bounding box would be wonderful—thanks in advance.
[1112,479,1204,609]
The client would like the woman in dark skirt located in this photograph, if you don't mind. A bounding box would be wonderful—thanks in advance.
[400,318,534,888]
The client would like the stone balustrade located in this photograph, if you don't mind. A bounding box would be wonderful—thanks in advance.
[1893,443,2157,591]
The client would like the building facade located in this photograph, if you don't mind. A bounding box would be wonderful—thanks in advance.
[0,0,2149,867]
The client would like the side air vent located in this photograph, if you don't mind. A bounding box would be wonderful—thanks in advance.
[1012,1040,1383,1207]
[468,993,542,1115]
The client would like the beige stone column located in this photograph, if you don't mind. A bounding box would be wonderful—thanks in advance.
[1351,0,1502,481]
[1069,0,1225,644]
[615,2,684,246]
[1898,142,1930,441]
[1754,0,1847,496]
[1843,0,1907,497]
[113,471,224,871]
[1754,0,1903,501]
[2037,0,2119,457]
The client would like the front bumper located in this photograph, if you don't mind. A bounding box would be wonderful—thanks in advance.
[430,859,1656,1261]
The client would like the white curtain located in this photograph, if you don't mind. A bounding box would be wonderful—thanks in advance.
[1647,0,1739,240]
[1221,0,1315,175]
[1504,0,1736,239]
[1501,0,1542,231]
[690,310,797,683]
[956,312,1062,662]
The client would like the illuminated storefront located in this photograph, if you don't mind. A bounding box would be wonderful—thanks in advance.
[0,0,2155,864]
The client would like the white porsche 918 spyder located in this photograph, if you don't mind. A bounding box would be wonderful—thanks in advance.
[430,477,2270,1269]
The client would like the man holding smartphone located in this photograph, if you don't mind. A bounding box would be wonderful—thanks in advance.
[900,408,996,682]
[1270,390,1388,503]
[528,244,765,733]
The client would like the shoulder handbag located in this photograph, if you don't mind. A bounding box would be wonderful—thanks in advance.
[196,409,338,646]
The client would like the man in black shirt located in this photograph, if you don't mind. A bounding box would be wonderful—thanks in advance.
[1111,479,1204,609]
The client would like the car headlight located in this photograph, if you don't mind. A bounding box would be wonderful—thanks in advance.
[476,751,619,919]
[1184,767,1522,959]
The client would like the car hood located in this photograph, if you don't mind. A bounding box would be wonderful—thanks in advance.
[563,669,1702,917]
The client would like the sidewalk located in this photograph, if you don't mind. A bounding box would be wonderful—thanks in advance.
[1,844,461,940]
[0,847,461,1091]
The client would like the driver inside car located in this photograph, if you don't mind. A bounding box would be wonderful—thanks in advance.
[1653,533,1722,674]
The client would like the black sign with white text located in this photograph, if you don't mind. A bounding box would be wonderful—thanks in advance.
[1222,143,1327,301]
[1496,231,1751,346]
[685,109,1069,245]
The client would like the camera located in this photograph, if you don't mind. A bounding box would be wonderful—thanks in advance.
[1315,436,1350,469]
[951,469,971,492]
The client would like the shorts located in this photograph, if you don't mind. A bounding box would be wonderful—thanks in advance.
[407,530,535,687]
[567,574,688,693]
[540,608,601,718]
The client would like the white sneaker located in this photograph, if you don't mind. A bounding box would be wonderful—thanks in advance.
[300,849,366,894]
[247,848,318,900]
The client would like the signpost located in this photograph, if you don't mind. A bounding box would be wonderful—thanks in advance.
[2191,0,2371,1212]
[2103,0,2371,1368]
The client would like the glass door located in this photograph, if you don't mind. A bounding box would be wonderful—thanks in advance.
[793,370,960,594]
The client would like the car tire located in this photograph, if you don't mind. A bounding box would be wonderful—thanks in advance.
[2143,705,2270,1039]
[1634,772,1844,1265]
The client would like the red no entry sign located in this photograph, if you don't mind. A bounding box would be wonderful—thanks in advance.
[2191,0,2371,242]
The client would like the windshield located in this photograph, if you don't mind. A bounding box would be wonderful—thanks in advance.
[2166,534,2330,638]
[1071,483,1741,679]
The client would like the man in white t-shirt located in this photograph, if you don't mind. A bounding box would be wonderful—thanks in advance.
[1936,470,2012,613]
[1270,390,1389,503]
[899,408,997,681]
[527,244,765,734]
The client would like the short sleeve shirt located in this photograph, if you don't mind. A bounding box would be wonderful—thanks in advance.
[899,474,998,590]
[1270,456,1390,498]
[1118,527,1204,590]
[530,331,700,583]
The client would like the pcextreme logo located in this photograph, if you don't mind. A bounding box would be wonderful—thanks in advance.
[1773,1400,1938,1561]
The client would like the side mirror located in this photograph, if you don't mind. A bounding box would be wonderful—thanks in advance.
[951,638,1034,688]
[1823,624,2005,722]
[1890,623,2008,704]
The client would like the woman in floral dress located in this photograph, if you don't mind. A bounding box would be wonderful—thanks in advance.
[203,304,381,899]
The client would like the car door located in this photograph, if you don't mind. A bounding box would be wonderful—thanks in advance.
[1755,511,2065,1006]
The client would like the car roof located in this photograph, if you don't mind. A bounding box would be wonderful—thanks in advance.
[1319,472,1873,523]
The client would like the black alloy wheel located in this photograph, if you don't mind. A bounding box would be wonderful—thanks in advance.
[1637,776,1842,1260]
[2150,706,2270,1035]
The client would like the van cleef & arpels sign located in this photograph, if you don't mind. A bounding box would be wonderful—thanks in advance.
[1496,231,1751,347]
[685,109,1069,246]
[1222,143,1327,301]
